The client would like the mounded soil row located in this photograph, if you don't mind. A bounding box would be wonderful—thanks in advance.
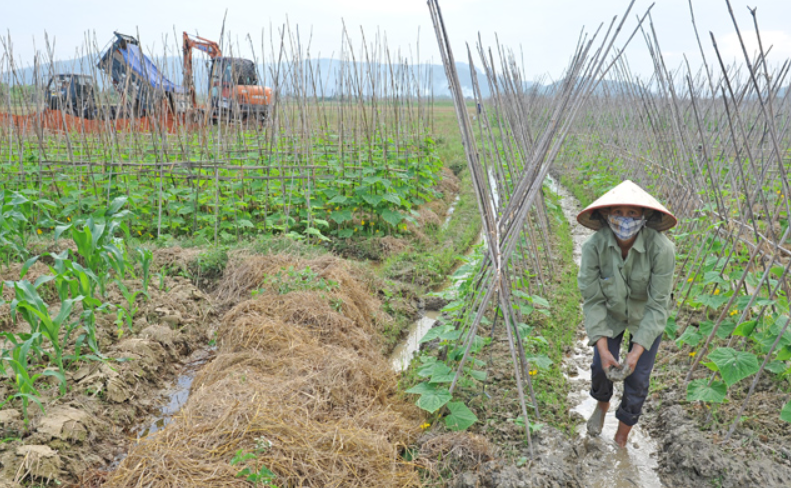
[105,253,424,487]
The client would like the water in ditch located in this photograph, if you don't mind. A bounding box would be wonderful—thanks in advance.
[391,173,496,372]
[548,174,663,488]
[132,347,215,439]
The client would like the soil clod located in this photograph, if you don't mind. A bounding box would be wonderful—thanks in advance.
[605,364,633,382]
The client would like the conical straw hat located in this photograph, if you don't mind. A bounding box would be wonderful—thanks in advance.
[576,180,677,231]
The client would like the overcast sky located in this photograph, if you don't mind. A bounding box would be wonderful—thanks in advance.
[3,0,791,82]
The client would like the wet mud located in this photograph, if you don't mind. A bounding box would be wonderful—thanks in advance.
[0,264,218,487]
[444,175,791,487]
[449,177,665,487]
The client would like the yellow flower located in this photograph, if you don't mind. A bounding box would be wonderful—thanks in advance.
[66,216,71,222]
[529,369,538,376]
[37,229,42,235]
[420,422,430,430]
[361,220,365,225]
[689,351,697,357]
[138,230,142,236]
[353,207,358,211]
[687,277,693,282]
[335,207,339,211]
[730,309,738,316]
[713,289,720,295]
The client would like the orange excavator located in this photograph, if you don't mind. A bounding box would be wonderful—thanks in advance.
[182,32,273,122]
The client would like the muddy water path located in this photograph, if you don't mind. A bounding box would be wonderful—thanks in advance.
[548,174,664,488]
[391,311,441,372]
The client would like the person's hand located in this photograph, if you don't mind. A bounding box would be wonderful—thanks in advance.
[596,337,620,370]
[625,344,645,372]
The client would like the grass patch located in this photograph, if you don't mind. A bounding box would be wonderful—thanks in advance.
[527,187,583,432]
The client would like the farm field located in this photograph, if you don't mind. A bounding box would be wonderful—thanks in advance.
[2,1,791,487]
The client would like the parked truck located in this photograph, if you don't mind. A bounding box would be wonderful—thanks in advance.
[98,32,188,117]
[45,73,100,119]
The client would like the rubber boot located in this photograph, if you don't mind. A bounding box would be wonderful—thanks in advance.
[587,402,608,436]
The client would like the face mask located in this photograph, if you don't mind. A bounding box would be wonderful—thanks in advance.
[607,214,646,241]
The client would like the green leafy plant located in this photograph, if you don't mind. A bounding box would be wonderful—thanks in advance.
[113,279,147,337]
[0,190,56,264]
[136,248,154,294]
[230,439,279,487]
[54,196,131,297]
[0,332,64,426]
[10,279,83,391]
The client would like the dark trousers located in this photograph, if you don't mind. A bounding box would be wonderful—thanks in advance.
[590,332,662,426]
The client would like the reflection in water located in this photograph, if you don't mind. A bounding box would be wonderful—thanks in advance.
[551,174,664,488]
[441,195,461,229]
[391,311,440,372]
[135,349,214,438]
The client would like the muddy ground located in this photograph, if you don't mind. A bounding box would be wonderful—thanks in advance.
[438,327,791,488]
[0,255,217,486]
[414,177,791,488]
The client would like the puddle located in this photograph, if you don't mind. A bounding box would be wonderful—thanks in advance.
[391,311,441,372]
[545,175,590,267]
[134,347,215,438]
[441,195,461,229]
[548,174,664,488]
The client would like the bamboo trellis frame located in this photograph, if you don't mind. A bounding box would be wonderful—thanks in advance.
[0,25,439,243]
[550,0,791,442]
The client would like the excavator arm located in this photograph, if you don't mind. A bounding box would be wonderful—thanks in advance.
[183,32,222,109]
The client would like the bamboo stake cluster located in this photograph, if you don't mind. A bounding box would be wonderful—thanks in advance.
[428,0,655,456]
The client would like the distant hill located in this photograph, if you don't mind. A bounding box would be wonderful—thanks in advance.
[541,77,644,96]
[3,54,539,99]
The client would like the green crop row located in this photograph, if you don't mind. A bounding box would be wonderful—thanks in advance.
[1,135,444,244]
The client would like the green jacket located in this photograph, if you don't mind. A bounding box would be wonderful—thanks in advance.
[578,226,675,350]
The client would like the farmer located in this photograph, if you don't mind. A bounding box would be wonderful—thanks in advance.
[576,180,677,448]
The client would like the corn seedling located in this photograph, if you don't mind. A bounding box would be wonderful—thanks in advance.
[0,332,63,426]
[9,279,83,392]
[136,248,154,294]
[113,279,147,337]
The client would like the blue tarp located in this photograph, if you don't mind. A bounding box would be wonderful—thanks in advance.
[119,43,184,94]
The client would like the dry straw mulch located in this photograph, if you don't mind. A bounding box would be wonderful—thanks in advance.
[105,254,423,487]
